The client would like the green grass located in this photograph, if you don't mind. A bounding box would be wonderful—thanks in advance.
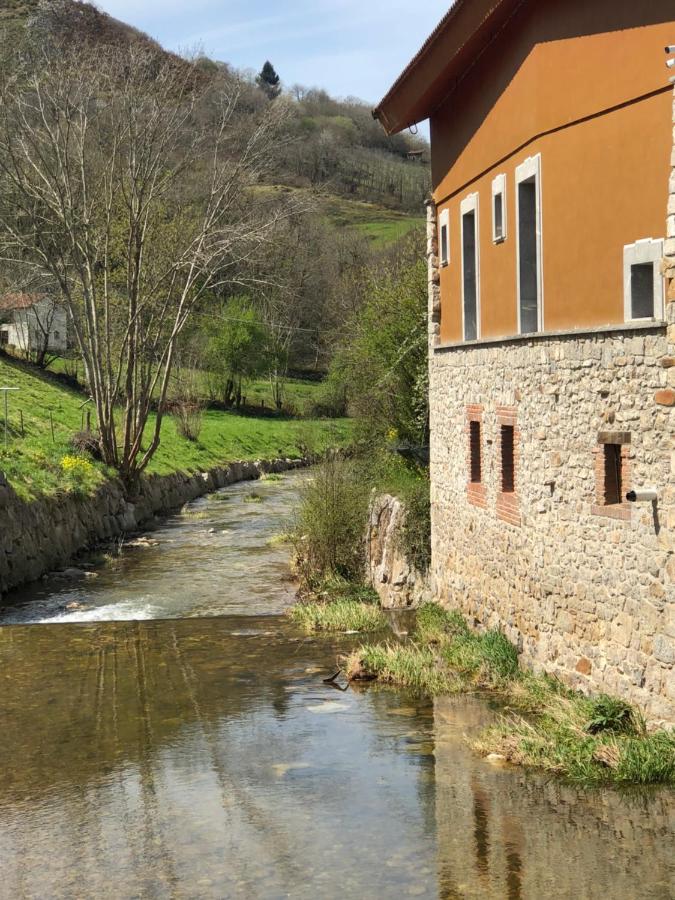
[320,194,424,246]
[45,356,324,415]
[254,185,425,247]
[0,353,351,500]
[288,576,385,634]
[346,602,675,785]
[289,600,387,635]
[347,643,458,695]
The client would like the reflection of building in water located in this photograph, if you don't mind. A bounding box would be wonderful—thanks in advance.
[433,697,674,899]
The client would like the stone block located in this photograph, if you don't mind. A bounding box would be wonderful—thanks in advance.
[654,388,675,406]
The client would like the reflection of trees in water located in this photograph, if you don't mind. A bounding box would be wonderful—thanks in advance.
[0,619,294,802]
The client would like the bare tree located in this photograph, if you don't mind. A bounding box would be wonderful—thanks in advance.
[0,35,294,485]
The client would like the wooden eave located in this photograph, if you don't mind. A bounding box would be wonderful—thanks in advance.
[373,0,523,134]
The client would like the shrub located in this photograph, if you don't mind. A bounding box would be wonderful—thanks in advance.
[70,430,101,460]
[293,451,369,583]
[172,398,204,442]
[398,473,431,573]
[60,454,95,482]
[583,694,644,736]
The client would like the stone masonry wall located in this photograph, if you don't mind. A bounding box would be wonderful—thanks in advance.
[367,493,431,608]
[0,457,305,602]
[423,91,675,724]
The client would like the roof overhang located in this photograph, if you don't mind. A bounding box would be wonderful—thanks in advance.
[373,0,522,134]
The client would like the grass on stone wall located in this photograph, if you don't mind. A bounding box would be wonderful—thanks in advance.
[345,603,675,786]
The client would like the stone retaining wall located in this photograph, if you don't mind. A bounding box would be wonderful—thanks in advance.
[0,457,306,601]
[367,493,430,608]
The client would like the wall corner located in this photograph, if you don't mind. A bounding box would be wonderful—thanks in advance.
[426,199,440,349]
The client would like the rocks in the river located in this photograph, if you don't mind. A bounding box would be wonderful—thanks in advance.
[126,536,159,549]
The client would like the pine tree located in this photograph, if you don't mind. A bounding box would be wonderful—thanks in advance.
[256,61,281,100]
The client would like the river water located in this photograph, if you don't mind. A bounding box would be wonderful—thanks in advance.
[0,471,673,899]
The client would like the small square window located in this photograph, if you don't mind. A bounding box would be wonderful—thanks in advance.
[624,239,664,321]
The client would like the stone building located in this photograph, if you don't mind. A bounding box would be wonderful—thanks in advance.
[374,0,675,721]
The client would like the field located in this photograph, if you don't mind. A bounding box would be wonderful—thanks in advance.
[45,356,322,415]
[0,353,350,500]
[319,195,425,245]
[255,185,425,247]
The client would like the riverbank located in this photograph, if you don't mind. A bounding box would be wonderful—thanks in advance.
[289,597,675,785]
[0,455,308,601]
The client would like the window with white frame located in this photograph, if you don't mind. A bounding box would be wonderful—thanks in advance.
[439,207,449,267]
[623,238,664,321]
[460,193,480,341]
[515,154,543,334]
[492,173,506,243]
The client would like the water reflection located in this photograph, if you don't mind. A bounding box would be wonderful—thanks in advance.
[0,620,672,899]
[433,697,674,900]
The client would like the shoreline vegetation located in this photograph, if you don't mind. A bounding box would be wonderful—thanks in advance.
[288,595,675,786]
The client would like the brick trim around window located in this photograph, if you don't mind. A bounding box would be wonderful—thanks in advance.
[466,405,486,508]
[496,406,521,526]
[591,432,632,521]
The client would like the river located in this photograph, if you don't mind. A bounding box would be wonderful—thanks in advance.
[0,471,672,898]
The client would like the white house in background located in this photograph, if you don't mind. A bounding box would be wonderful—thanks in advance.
[0,293,68,357]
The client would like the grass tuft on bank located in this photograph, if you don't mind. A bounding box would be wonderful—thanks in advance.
[289,600,387,635]
[346,602,675,785]
[288,576,386,634]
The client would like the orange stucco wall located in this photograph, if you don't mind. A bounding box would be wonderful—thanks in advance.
[431,0,675,343]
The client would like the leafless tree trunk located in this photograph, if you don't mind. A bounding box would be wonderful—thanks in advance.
[0,35,295,486]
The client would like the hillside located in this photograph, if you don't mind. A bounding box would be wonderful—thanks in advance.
[1,0,429,218]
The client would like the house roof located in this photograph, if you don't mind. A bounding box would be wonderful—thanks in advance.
[0,292,48,311]
[373,0,521,134]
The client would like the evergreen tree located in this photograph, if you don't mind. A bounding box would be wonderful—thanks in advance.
[256,61,281,100]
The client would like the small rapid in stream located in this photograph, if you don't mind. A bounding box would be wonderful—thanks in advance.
[0,470,672,899]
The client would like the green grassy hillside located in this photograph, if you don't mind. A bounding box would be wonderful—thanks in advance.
[0,354,350,501]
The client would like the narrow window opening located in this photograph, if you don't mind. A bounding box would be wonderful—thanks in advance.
[462,209,478,340]
[501,425,515,494]
[603,444,622,505]
[518,176,539,334]
[630,263,655,319]
[469,420,482,483]
[440,223,449,267]
[493,192,504,241]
